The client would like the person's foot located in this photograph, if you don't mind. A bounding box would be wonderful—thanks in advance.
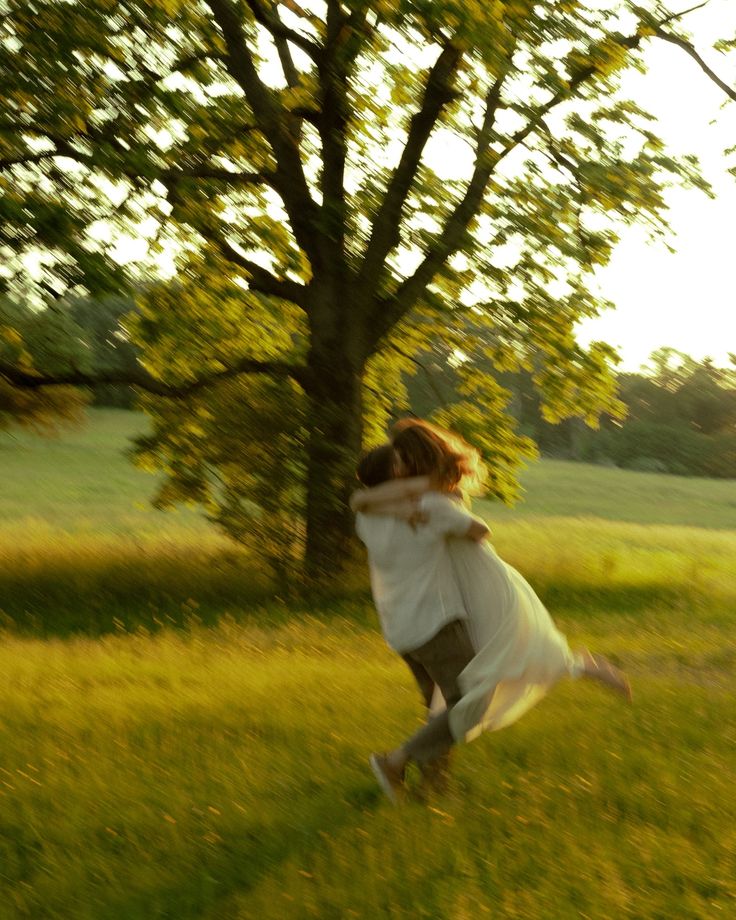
[369,753,405,804]
[420,753,451,795]
[581,649,632,702]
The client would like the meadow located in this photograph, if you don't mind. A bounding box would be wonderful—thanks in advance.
[0,410,734,919]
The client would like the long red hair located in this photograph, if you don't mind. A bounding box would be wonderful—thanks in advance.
[391,418,486,495]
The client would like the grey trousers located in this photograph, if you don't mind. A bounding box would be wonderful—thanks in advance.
[400,619,475,766]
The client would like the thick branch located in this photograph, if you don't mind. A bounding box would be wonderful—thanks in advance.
[357,43,463,291]
[368,72,509,345]
[314,0,351,265]
[278,0,312,21]
[242,0,321,59]
[234,2,303,92]
[654,27,736,102]
[204,0,323,266]
[173,165,273,184]
[213,236,309,306]
[273,20,301,89]
[0,357,304,397]
[366,30,652,347]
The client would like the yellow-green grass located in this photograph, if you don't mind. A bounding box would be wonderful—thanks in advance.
[1,612,734,919]
[480,458,736,530]
[0,409,206,536]
[1,409,735,917]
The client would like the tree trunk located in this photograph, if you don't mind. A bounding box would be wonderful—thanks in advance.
[303,344,365,584]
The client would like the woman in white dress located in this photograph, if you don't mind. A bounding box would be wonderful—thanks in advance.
[352,419,630,748]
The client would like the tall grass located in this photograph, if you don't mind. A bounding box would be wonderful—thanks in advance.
[1,614,734,919]
[0,409,734,918]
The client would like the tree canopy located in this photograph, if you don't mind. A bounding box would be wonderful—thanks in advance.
[0,0,734,575]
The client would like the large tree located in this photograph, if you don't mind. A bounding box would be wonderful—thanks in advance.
[0,0,734,577]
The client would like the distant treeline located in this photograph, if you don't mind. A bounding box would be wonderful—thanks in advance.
[67,294,140,409]
[409,347,736,480]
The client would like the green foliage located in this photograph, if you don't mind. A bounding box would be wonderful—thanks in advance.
[411,346,736,480]
[0,299,90,432]
[432,365,538,502]
[125,260,307,575]
[130,258,305,382]
[1,0,735,568]
[590,353,736,478]
[133,378,307,585]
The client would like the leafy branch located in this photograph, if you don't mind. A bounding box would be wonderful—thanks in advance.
[0,356,305,396]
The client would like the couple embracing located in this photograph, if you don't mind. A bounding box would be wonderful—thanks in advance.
[351,418,631,803]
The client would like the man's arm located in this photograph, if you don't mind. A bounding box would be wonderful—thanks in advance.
[357,497,421,522]
[349,476,431,513]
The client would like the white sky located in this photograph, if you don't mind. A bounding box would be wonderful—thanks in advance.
[576,1,736,370]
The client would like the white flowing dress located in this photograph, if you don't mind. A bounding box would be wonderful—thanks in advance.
[442,522,582,743]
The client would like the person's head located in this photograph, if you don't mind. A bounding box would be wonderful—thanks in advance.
[356,443,398,488]
[391,418,486,493]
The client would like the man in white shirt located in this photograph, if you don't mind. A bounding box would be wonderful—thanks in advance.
[353,445,489,802]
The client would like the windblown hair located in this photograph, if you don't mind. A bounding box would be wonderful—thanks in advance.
[356,443,397,488]
[391,418,486,494]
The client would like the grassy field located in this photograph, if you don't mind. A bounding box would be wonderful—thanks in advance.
[480,459,736,530]
[0,410,207,537]
[0,410,735,919]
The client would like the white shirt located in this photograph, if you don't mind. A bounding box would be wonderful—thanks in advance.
[356,492,482,653]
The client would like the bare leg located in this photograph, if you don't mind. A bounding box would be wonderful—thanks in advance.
[580,648,632,701]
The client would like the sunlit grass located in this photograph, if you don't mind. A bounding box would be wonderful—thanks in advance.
[0,409,735,917]
[1,615,734,919]
[0,409,206,536]
[481,459,736,530]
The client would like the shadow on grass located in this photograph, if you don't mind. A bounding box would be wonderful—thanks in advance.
[1,537,728,639]
[537,580,693,616]
[0,547,265,637]
[0,542,377,639]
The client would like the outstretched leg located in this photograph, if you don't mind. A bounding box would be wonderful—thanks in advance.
[579,648,632,701]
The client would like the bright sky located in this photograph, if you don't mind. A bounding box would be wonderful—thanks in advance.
[576,1,736,370]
